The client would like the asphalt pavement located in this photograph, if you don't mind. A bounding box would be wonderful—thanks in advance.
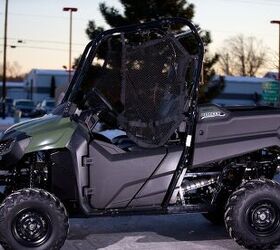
[62,174,280,250]
[63,214,244,250]
[0,212,280,250]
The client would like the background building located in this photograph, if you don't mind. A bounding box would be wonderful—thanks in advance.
[24,69,74,103]
[209,76,280,106]
[0,81,25,100]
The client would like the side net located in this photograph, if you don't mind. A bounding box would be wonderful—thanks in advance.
[119,35,190,147]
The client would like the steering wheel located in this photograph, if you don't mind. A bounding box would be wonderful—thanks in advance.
[92,88,117,114]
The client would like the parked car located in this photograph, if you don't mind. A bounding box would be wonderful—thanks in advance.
[29,100,56,118]
[40,99,56,113]
[12,99,35,117]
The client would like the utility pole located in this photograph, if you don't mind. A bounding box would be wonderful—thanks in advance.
[271,20,280,80]
[2,0,9,119]
[63,7,78,83]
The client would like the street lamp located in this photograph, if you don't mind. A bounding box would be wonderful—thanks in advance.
[63,7,78,83]
[271,20,280,80]
[2,0,9,119]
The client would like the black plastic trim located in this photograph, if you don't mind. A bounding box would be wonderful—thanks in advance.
[92,140,167,161]
[195,133,278,148]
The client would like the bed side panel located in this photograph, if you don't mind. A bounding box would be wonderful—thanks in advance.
[193,113,280,166]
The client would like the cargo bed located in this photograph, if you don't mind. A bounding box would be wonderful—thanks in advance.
[193,105,280,166]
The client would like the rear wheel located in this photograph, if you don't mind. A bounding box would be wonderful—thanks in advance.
[225,179,280,249]
[0,188,69,250]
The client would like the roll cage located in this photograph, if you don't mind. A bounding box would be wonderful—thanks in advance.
[61,17,204,207]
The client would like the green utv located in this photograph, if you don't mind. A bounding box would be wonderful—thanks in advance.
[0,18,280,250]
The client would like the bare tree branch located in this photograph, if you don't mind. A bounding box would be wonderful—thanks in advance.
[217,35,267,76]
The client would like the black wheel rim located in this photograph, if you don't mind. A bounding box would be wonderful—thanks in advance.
[12,208,51,247]
[247,200,280,237]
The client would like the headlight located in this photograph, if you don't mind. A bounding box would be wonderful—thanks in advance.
[0,139,15,155]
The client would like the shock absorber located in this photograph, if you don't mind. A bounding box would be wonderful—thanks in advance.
[183,178,217,192]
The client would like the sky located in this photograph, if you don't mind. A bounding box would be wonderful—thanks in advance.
[0,0,279,75]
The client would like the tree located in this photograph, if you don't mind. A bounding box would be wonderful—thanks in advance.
[198,75,225,104]
[201,31,220,83]
[85,0,195,42]
[85,21,104,40]
[83,0,220,102]
[99,0,194,27]
[198,51,221,103]
[0,61,24,81]
[218,35,267,77]
[269,50,279,73]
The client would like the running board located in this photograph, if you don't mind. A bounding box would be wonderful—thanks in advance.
[167,204,209,214]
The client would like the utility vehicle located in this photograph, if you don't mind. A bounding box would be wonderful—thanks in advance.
[0,18,280,250]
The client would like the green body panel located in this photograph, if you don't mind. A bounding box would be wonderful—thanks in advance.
[6,115,77,153]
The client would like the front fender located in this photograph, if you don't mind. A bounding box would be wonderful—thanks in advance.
[4,115,78,153]
[26,117,78,153]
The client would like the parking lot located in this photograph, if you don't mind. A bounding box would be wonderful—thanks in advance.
[63,213,244,250]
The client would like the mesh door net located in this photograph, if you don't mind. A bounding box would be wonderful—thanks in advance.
[118,34,190,148]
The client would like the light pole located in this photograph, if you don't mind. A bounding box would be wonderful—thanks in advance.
[271,20,280,80]
[2,0,9,119]
[63,7,78,83]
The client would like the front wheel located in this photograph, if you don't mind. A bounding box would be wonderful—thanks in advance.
[225,179,280,249]
[0,188,69,250]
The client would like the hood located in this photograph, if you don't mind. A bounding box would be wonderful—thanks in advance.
[4,115,78,153]
[5,115,61,134]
